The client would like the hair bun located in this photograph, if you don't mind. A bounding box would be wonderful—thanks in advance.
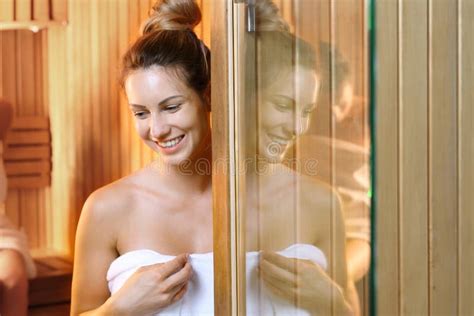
[255,0,290,32]
[142,0,201,34]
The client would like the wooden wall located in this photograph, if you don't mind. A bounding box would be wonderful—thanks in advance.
[376,0,474,315]
[0,0,67,24]
[0,30,50,250]
[0,0,211,257]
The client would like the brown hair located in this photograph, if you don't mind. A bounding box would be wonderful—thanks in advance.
[120,0,210,102]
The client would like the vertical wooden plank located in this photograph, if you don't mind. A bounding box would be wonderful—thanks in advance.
[51,0,68,22]
[108,0,121,182]
[140,0,150,27]
[0,0,14,21]
[429,0,458,315]
[459,0,474,314]
[5,189,20,227]
[15,0,32,21]
[212,0,232,314]
[201,0,211,47]
[399,0,429,314]
[118,0,131,176]
[17,31,36,115]
[1,32,17,107]
[34,32,44,116]
[375,0,400,315]
[129,0,143,172]
[33,0,50,21]
[95,0,108,184]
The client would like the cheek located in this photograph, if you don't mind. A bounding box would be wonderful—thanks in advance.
[134,120,149,139]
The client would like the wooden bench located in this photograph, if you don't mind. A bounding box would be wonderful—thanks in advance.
[28,255,72,315]
[2,116,51,189]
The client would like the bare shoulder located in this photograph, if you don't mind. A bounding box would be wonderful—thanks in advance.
[71,171,145,314]
[80,171,144,227]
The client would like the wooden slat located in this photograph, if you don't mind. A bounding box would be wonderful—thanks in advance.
[430,0,459,314]
[118,0,131,175]
[1,31,17,107]
[10,117,49,130]
[51,0,68,22]
[375,0,400,315]
[5,161,51,175]
[459,0,474,314]
[8,175,50,189]
[212,0,232,315]
[5,130,50,145]
[108,0,120,182]
[29,256,72,306]
[3,146,50,160]
[399,0,429,314]
[33,0,50,21]
[15,0,32,21]
[17,31,36,116]
[0,0,14,21]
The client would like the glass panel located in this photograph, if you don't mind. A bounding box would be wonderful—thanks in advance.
[232,0,372,315]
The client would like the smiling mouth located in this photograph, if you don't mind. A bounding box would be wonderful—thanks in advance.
[268,133,293,145]
[156,135,185,148]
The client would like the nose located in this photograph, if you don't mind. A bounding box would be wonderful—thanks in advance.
[283,112,310,137]
[149,113,171,140]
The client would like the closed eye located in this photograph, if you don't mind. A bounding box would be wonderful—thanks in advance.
[133,111,149,119]
[164,104,182,112]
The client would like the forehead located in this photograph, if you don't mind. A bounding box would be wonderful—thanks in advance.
[261,68,319,103]
[124,66,190,103]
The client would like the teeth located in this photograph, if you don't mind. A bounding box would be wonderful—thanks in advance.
[158,135,184,148]
[270,135,290,145]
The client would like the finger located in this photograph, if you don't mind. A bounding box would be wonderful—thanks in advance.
[171,283,188,303]
[259,259,297,288]
[262,272,296,300]
[161,261,193,292]
[261,251,300,273]
[261,251,318,275]
[144,254,188,280]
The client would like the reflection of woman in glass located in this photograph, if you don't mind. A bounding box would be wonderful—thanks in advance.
[241,1,355,315]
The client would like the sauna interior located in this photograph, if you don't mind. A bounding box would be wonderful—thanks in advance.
[0,0,473,315]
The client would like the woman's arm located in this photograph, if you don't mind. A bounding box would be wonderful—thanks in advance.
[71,188,193,316]
[70,191,119,315]
[346,238,371,282]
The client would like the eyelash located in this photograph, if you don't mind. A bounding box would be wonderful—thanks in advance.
[165,104,181,112]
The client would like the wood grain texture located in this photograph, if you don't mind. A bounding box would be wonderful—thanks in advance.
[429,0,459,314]
[15,0,32,21]
[399,1,429,312]
[212,0,232,314]
[33,0,50,21]
[0,0,14,21]
[375,0,400,315]
[458,0,473,314]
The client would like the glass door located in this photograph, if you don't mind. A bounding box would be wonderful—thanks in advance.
[213,0,373,315]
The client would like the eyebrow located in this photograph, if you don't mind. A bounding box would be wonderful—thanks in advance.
[129,95,184,108]
[273,94,315,110]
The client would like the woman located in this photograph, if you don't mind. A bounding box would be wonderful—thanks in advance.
[71,0,353,315]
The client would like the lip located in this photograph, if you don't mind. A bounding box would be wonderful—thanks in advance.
[155,134,186,155]
[267,133,293,144]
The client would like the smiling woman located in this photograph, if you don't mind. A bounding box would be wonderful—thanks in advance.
[70,0,215,315]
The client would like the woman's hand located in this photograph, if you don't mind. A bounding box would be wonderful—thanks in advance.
[104,254,193,316]
[259,251,353,315]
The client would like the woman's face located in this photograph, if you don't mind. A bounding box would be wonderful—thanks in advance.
[257,68,319,162]
[125,66,211,166]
